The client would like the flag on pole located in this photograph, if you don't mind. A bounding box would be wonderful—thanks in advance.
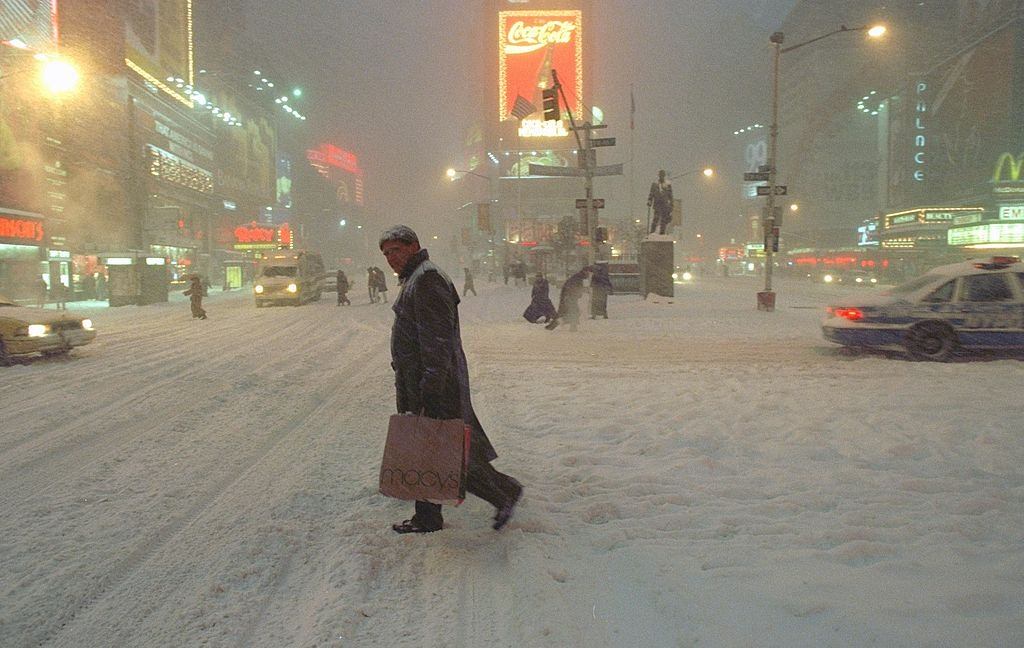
[630,88,635,130]
[510,94,537,120]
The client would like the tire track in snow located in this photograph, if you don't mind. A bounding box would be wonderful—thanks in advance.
[33,340,382,648]
[0,315,318,510]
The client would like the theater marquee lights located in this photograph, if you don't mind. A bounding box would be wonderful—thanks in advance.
[498,10,583,136]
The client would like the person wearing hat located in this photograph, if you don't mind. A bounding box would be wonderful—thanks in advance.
[647,169,673,235]
[184,274,207,319]
[379,225,522,534]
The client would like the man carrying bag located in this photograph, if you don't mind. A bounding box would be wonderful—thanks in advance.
[378,225,522,534]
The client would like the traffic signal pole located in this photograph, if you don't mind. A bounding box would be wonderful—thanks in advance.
[552,69,597,267]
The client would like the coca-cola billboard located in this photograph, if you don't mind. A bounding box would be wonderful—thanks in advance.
[498,10,583,127]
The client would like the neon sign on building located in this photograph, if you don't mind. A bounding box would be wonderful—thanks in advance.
[498,10,583,137]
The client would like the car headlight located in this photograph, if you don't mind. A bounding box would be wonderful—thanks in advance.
[254,284,264,294]
[855,276,863,283]
[870,277,877,284]
[287,283,298,293]
[823,274,834,283]
[682,271,693,281]
[672,272,679,280]
[28,324,50,337]
[81,319,94,331]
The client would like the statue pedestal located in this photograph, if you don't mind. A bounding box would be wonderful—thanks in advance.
[640,239,674,298]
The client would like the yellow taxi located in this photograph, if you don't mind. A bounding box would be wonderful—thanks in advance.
[0,295,97,364]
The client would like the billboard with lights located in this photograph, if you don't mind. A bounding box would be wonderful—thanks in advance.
[307,144,365,207]
[498,10,582,137]
[0,0,57,48]
[125,0,194,107]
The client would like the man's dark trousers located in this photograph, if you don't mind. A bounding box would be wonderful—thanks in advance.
[414,454,519,527]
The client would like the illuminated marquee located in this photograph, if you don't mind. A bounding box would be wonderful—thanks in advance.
[0,213,45,243]
[233,221,292,250]
[884,207,983,229]
[949,222,1024,247]
[499,10,583,136]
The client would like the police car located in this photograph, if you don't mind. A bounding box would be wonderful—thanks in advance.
[822,257,1024,361]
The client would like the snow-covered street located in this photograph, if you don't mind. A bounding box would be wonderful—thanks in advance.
[2,275,1022,647]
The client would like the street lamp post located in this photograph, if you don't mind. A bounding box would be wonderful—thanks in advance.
[759,24,885,311]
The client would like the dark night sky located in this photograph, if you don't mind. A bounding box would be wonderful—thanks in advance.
[243,0,798,247]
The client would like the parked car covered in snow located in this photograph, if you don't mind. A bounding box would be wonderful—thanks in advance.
[822,257,1024,361]
[0,295,97,364]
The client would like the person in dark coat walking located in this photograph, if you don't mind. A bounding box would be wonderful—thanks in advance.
[647,169,674,235]
[589,262,613,319]
[367,267,379,303]
[523,272,557,323]
[546,267,590,331]
[380,225,522,534]
[374,266,389,303]
[336,269,350,305]
[462,267,477,296]
[184,274,207,319]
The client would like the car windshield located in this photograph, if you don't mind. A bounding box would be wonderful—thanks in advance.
[260,266,297,278]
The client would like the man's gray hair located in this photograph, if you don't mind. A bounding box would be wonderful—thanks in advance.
[379,225,419,249]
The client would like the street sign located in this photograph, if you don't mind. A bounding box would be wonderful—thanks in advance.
[590,137,616,147]
[758,165,771,173]
[744,172,770,182]
[756,185,787,196]
[575,198,605,209]
[530,163,624,177]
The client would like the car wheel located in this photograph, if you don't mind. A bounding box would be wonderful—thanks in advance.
[905,321,958,361]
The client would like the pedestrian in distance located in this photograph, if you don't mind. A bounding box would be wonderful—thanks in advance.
[647,169,674,235]
[374,266,389,303]
[546,267,590,331]
[336,269,351,305]
[379,225,522,534]
[36,277,47,308]
[462,267,477,297]
[523,272,557,324]
[95,272,107,301]
[184,274,207,319]
[513,260,527,287]
[502,262,510,285]
[367,267,379,303]
[589,262,613,319]
[53,281,68,310]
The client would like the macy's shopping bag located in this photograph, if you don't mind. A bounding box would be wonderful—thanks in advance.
[379,414,470,505]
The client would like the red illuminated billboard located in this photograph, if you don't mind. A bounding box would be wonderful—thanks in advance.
[498,10,583,127]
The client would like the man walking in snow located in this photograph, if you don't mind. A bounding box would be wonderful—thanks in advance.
[380,225,522,534]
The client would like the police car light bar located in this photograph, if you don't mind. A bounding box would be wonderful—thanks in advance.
[973,256,1021,270]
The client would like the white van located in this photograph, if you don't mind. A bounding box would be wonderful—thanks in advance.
[253,251,325,307]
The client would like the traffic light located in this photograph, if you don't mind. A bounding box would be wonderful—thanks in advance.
[542,87,560,121]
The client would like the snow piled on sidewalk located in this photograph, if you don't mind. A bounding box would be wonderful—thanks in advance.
[0,275,1021,647]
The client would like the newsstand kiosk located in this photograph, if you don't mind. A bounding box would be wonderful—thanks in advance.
[102,254,170,306]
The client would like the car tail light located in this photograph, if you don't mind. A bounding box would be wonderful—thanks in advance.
[834,308,864,321]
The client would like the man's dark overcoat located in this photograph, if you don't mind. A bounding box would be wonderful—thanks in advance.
[390,249,497,463]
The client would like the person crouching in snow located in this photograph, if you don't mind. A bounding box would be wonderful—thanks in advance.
[523,272,557,323]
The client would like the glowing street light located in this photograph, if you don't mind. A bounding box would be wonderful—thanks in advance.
[702,167,714,178]
[789,203,799,212]
[40,58,79,95]
[867,25,887,38]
